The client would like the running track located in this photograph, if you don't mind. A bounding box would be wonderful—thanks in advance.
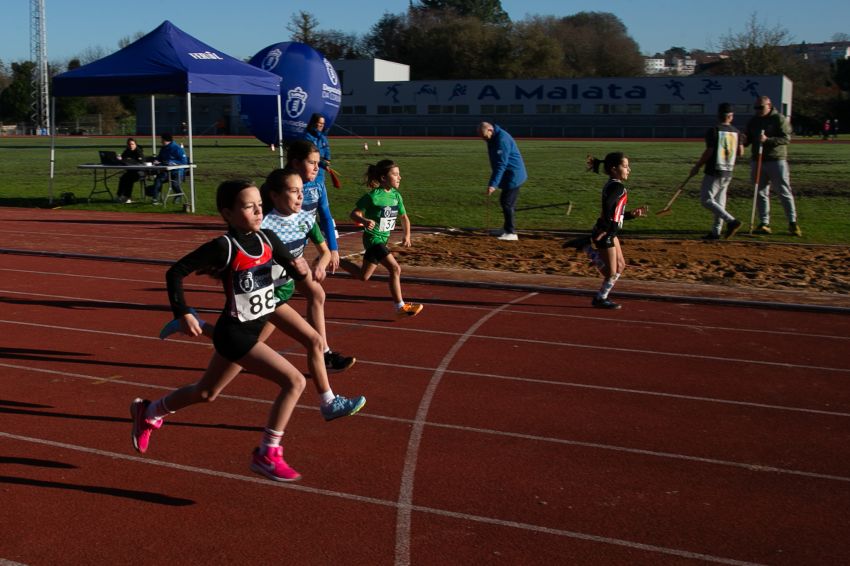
[1,208,849,565]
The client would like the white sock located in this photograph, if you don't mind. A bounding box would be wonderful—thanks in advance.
[597,273,620,300]
[320,390,336,406]
[260,428,284,453]
[324,346,331,354]
[395,301,405,310]
[145,398,173,422]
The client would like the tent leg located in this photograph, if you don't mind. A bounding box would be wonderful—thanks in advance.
[186,92,195,213]
[48,96,56,205]
[277,94,284,169]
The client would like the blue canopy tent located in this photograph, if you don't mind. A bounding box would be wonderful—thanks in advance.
[50,20,284,210]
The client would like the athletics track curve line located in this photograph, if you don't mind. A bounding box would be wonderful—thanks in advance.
[393,292,537,566]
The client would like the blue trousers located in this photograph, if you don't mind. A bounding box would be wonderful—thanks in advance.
[500,187,520,234]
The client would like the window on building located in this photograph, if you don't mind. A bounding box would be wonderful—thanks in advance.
[611,104,642,114]
[537,104,581,114]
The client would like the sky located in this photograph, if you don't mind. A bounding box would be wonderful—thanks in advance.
[2,0,848,65]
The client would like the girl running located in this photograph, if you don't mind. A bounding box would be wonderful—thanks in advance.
[583,152,647,310]
[339,159,423,317]
[259,168,365,418]
[131,179,310,482]
[285,140,354,370]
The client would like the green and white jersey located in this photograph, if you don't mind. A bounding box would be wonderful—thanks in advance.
[261,208,325,258]
[355,187,406,247]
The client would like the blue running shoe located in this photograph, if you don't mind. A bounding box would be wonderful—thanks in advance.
[159,308,206,339]
[321,395,366,421]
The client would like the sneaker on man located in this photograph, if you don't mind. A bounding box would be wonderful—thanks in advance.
[124,198,133,204]
[250,446,301,482]
[497,232,519,241]
[159,307,206,339]
[321,394,367,421]
[701,233,721,241]
[789,222,803,237]
[130,398,163,454]
[724,219,743,239]
[592,297,622,310]
[396,303,424,318]
[754,223,772,234]
[325,350,356,373]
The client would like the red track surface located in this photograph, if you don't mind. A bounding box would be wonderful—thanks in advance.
[2,208,849,565]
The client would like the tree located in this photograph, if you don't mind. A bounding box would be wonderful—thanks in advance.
[53,59,87,125]
[831,32,850,42]
[717,13,793,75]
[364,13,408,60]
[507,17,567,79]
[312,30,368,60]
[555,12,645,77]
[664,47,689,61]
[287,11,321,45]
[414,0,509,25]
[0,61,35,122]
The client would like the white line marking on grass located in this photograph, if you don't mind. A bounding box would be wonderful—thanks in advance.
[0,431,766,566]
[394,292,536,566]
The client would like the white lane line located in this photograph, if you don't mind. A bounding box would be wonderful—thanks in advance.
[0,431,762,566]
[394,292,536,566]
[4,361,850,479]
[3,317,850,415]
[498,305,850,341]
[1,279,847,341]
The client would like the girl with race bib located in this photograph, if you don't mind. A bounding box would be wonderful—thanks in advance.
[340,159,423,318]
[130,179,311,482]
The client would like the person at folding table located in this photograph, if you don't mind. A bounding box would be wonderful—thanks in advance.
[149,132,188,205]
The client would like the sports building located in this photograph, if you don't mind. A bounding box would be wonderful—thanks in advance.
[136,58,792,139]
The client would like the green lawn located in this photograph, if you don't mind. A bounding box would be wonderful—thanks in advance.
[1,135,847,243]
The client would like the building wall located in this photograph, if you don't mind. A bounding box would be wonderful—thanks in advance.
[135,67,792,139]
[333,69,792,138]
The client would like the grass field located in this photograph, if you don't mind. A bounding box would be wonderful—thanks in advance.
[1,135,848,243]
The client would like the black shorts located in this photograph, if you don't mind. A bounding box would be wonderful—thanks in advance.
[364,243,391,265]
[591,225,618,250]
[212,315,268,362]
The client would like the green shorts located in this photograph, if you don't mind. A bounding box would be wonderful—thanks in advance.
[274,279,295,305]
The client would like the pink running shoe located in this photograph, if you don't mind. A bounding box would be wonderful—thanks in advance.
[250,446,301,482]
[130,398,163,454]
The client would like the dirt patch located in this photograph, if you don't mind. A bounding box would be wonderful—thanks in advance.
[395,231,850,296]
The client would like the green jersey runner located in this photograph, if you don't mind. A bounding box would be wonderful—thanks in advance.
[354,187,406,248]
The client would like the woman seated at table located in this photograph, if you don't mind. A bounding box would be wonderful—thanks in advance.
[116,137,144,204]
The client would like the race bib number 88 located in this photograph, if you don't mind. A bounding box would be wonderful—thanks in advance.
[232,268,276,321]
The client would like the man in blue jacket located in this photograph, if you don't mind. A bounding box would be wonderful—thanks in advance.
[150,132,188,204]
[478,122,527,241]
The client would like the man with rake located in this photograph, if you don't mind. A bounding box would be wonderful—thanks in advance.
[743,96,802,237]
[691,102,744,240]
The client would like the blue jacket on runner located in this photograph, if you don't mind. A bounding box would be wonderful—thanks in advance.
[486,125,527,190]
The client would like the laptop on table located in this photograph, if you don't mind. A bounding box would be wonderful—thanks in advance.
[99,150,121,165]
